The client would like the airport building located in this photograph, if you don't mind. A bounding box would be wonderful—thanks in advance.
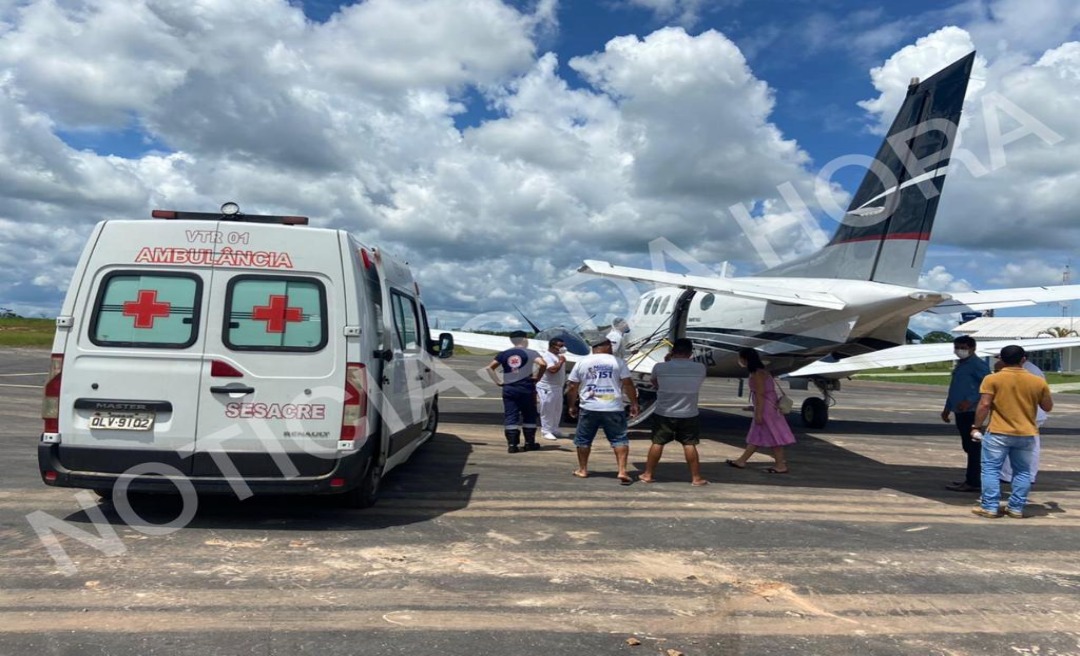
[952,316,1080,373]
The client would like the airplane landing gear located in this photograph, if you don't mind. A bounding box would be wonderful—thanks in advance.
[800,377,838,429]
[800,397,828,429]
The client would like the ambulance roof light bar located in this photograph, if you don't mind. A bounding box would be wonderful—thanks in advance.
[151,202,309,225]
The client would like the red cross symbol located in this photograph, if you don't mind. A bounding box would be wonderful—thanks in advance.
[251,295,303,333]
[122,290,172,329]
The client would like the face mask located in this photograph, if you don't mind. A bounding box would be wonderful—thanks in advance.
[954,349,970,359]
[558,347,567,354]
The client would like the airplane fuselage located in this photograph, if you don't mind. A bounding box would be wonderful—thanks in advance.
[625,279,948,378]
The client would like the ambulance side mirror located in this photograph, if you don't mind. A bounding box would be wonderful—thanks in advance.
[436,332,454,359]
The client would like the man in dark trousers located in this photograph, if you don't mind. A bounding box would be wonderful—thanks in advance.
[486,331,543,453]
[941,335,990,492]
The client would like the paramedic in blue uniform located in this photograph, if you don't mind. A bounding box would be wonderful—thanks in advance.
[487,330,543,453]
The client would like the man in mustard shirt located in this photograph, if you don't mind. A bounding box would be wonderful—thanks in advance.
[970,345,1053,518]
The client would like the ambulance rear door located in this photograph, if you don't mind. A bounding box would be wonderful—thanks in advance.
[55,220,212,476]
[190,223,345,480]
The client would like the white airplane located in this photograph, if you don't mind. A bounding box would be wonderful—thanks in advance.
[451,52,1080,428]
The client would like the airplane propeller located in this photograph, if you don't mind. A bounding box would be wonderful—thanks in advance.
[513,304,592,356]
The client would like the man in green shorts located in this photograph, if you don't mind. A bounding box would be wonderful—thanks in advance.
[638,338,709,486]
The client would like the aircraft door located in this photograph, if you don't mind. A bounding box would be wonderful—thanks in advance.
[667,289,697,343]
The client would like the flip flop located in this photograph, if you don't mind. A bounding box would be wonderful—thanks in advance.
[618,476,634,486]
[725,459,746,469]
[764,468,789,474]
[638,477,656,484]
[691,480,710,486]
[572,470,588,478]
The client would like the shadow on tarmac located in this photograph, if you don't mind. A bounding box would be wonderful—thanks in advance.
[674,408,1079,515]
[60,432,477,532]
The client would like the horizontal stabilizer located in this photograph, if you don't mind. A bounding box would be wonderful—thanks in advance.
[929,284,1080,313]
[579,260,847,310]
[787,336,1080,378]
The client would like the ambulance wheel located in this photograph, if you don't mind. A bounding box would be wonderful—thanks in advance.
[801,397,828,429]
[343,452,383,509]
[420,398,439,442]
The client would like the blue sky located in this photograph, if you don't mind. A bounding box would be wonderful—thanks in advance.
[1,0,1080,334]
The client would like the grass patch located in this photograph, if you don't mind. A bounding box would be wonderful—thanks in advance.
[856,371,1080,388]
[855,374,951,385]
[0,318,55,347]
[452,345,496,356]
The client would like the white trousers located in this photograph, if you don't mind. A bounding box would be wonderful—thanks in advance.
[1000,434,1040,483]
[536,385,563,435]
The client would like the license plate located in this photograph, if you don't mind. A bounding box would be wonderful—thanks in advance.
[89,412,154,431]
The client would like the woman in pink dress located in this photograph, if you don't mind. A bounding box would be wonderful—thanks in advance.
[726,347,795,473]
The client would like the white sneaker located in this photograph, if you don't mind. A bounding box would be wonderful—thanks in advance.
[542,432,559,441]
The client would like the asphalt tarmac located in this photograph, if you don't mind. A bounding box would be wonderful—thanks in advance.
[1,348,1078,655]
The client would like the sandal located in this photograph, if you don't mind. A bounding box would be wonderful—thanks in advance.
[725,459,746,469]
[764,467,789,474]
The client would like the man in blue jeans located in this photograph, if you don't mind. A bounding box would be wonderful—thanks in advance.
[566,338,639,484]
[970,345,1053,519]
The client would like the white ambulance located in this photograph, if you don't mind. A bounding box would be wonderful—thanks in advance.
[39,203,453,507]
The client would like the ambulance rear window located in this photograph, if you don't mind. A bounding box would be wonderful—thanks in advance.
[224,276,327,351]
[90,272,201,348]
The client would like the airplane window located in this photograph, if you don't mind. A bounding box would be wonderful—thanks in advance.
[646,297,657,315]
[660,297,670,314]
[700,293,715,311]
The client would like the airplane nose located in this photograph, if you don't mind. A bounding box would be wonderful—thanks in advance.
[562,333,590,356]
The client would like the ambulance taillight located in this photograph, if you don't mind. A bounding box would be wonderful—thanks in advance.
[340,363,368,444]
[42,354,63,433]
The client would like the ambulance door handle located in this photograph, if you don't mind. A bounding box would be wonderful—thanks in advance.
[210,386,255,395]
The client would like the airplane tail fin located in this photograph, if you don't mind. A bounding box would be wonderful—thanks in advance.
[761,52,975,286]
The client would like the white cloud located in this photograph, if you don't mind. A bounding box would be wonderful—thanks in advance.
[918,264,974,293]
[0,1,840,324]
[988,259,1070,287]
[3,0,1079,336]
[626,0,717,27]
[857,26,984,134]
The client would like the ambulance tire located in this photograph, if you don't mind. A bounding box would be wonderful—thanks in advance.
[420,398,439,442]
[342,444,383,509]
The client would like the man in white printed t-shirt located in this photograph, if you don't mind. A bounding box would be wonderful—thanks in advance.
[537,337,569,440]
[566,337,639,485]
[638,338,709,486]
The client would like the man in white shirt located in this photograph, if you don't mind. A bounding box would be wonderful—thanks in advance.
[537,337,568,440]
[638,338,708,486]
[566,338,640,484]
[606,317,630,360]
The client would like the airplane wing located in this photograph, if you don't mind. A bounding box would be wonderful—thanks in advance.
[579,260,848,310]
[447,330,588,363]
[928,285,1080,313]
[786,337,1080,379]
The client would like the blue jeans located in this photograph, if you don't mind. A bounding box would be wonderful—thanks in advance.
[980,432,1036,512]
[573,410,629,448]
